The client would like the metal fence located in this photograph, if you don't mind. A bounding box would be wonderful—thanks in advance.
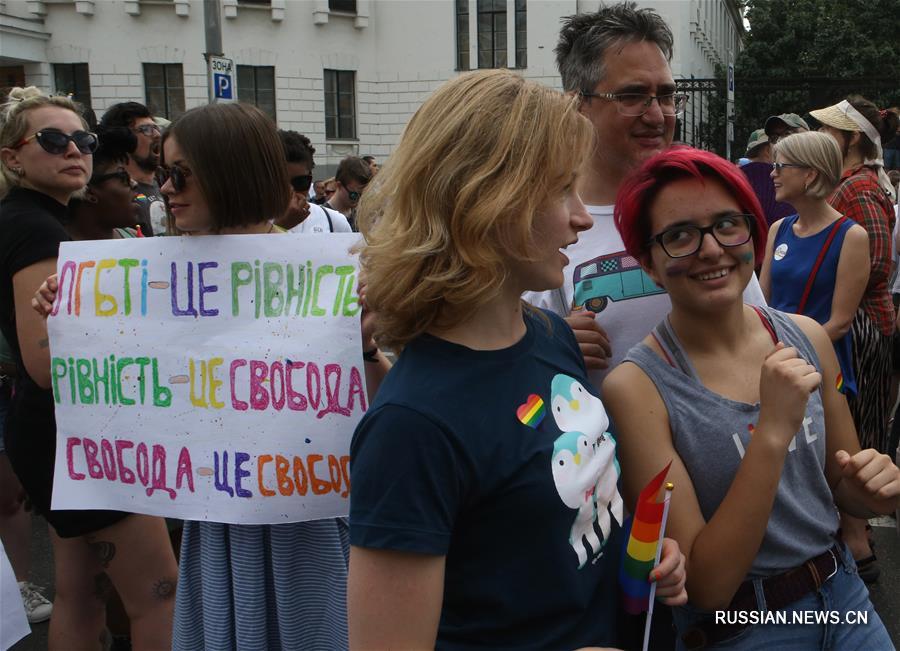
[674,76,900,160]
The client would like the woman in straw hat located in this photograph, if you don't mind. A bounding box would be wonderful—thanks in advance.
[810,95,900,582]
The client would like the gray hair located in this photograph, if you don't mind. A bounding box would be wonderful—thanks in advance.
[555,2,673,94]
[774,131,843,200]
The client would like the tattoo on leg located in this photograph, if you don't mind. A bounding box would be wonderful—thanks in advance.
[152,578,176,601]
[88,540,117,568]
[93,572,113,603]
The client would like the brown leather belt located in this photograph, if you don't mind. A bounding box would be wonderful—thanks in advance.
[681,545,842,650]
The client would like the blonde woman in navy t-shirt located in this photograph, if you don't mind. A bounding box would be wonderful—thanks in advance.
[348,69,688,650]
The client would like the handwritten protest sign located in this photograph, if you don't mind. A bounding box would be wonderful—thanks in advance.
[49,234,364,524]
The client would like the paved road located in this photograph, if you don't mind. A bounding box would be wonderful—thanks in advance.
[10,516,900,650]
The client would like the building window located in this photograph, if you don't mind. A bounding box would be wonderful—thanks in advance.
[238,0,270,5]
[329,0,356,12]
[477,0,506,69]
[456,0,470,71]
[324,69,356,140]
[237,65,276,121]
[515,0,526,68]
[143,63,185,120]
[54,63,92,109]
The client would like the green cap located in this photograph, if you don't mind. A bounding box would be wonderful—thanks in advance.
[764,113,810,135]
[745,128,769,154]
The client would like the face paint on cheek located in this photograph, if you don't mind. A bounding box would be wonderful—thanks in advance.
[664,259,693,277]
[739,252,754,265]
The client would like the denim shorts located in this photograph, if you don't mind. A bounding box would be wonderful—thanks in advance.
[673,543,893,650]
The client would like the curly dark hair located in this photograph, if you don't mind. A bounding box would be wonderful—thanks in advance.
[278,129,315,169]
[99,101,153,129]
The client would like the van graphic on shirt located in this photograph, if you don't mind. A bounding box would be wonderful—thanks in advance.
[549,374,623,569]
[573,251,664,314]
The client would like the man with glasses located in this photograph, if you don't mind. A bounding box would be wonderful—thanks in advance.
[275,130,351,233]
[326,156,371,231]
[525,2,765,381]
[764,113,810,145]
[99,102,165,235]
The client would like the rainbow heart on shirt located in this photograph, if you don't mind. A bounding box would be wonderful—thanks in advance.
[836,372,846,394]
[516,394,545,428]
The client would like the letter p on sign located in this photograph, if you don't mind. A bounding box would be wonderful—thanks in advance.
[214,73,233,100]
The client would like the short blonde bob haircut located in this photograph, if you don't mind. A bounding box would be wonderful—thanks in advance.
[0,87,85,198]
[358,69,594,352]
[773,131,842,200]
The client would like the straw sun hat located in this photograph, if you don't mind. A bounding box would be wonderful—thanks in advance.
[809,102,863,132]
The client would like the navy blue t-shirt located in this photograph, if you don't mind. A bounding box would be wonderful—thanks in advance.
[350,309,624,650]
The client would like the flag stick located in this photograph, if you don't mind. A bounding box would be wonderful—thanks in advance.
[642,483,674,651]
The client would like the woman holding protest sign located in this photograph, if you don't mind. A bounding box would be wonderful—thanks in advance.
[160,102,390,650]
[31,101,389,650]
[0,87,177,649]
[602,146,898,648]
[346,69,687,650]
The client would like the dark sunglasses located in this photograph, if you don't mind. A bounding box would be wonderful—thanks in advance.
[90,168,131,187]
[348,189,363,202]
[290,174,313,193]
[155,164,193,192]
[133,123,161,137]
[15,129,99,155]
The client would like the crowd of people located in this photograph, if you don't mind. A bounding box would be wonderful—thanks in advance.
[1,1,899,650]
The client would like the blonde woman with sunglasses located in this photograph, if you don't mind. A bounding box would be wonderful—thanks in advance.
[0,87,177,650]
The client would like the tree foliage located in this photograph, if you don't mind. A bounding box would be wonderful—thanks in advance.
[739,0,900,80]
[721,0,900,158]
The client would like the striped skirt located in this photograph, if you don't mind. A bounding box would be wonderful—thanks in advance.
[173,518,350,650]
[847,309,893,453]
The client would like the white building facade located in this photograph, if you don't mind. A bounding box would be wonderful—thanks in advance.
[1,0,743,173]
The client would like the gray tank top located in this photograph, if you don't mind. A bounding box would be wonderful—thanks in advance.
[623,306,838,578]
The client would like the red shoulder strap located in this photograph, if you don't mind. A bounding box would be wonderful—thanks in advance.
[751,306,778,344]
[796,217,848,315]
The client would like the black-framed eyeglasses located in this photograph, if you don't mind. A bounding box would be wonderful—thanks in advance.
[647,214,754,259]
[90,168,131,187]
[15,129,99,155]
[133,123,161,137]
[290,174,313,193]
[580,92,688,117]
[771,162,809,173]
[155,164,193,192]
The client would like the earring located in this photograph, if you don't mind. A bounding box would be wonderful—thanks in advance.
[11,167,24,176]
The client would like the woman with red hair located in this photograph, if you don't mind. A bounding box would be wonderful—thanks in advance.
[602,146,898,649]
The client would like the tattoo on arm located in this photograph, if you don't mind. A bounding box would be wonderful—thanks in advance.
[87,540,116,569]
[152,578,176,601]
[38,338,49,349]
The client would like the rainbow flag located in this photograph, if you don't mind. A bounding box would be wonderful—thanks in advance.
[620,461,672,614]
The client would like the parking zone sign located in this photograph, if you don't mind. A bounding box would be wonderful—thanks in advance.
[209,56,236,102]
